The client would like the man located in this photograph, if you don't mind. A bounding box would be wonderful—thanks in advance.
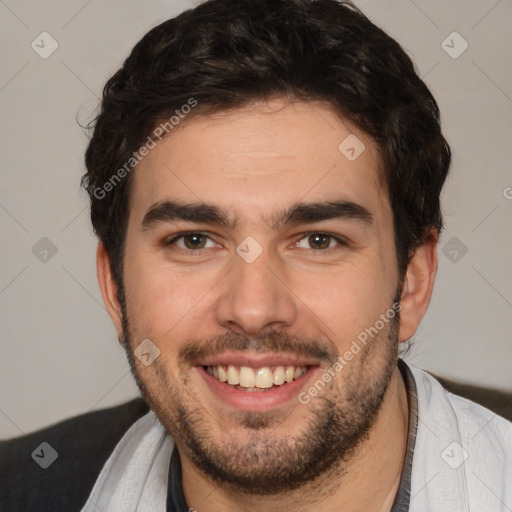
[1,0,511,510]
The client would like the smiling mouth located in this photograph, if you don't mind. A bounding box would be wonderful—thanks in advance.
[202,364,311,392]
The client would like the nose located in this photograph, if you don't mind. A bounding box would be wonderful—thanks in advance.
[214,248,298,337]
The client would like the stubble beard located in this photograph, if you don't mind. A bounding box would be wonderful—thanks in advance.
[120,300,401,495]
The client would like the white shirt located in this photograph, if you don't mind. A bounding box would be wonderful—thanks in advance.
[408,364,512,510]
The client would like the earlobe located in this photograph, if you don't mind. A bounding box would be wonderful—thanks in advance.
[398,232,438,342]
[96,242,124,336]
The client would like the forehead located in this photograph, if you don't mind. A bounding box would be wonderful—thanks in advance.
[130,98,388,227]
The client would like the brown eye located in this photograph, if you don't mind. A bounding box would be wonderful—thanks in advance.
[296,232,345,250]
[295,231,348,252]
[182,233,207,249]
[165,232,216,252]
[308,233,331,250]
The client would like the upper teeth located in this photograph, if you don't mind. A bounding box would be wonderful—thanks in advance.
[206,365,307,388]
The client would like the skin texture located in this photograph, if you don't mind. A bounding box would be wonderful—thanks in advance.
[97,97,438,511]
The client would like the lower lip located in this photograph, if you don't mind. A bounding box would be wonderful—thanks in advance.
[195,365,320,411]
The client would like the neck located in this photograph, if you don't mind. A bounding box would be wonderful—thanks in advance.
[180,366,409,512]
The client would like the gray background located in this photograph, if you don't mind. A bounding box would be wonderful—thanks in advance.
[1,0,511,440]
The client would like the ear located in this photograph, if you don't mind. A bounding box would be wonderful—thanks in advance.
[398,232,438,342]
[96,242,124,338]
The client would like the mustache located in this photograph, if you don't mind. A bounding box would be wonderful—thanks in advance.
[178,329,339,367]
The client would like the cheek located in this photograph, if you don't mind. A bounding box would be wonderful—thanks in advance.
[122,250,207,338]
[290,260,395,346]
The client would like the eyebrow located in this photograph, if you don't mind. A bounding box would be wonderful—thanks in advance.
[272,200,373,230]
[141,199,373,231]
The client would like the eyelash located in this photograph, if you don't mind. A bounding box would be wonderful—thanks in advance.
[163,231,349,253]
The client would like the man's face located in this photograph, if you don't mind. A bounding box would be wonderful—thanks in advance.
[117,98,402,493]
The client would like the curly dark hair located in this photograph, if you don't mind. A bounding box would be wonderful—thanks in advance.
[82,0,451,302]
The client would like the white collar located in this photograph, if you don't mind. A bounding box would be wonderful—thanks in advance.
[80,409,172,511]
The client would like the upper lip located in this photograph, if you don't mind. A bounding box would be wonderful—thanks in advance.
[195,351,321,368]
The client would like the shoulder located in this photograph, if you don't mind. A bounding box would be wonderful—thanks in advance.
[0,397,149,512]
[406,364,512,507]
[428,370,512,423]
[410,364,512,442]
